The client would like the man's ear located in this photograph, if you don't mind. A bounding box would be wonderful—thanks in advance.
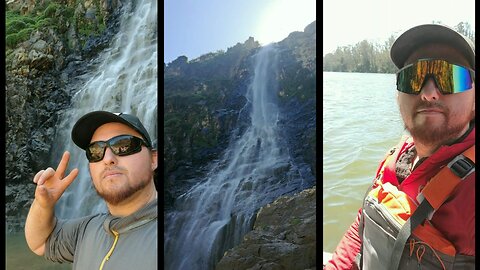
[151,150,158,171]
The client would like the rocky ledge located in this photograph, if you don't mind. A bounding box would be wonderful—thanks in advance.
[216,186,316,270]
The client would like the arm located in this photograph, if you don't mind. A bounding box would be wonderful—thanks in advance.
[325,209,363,270]
[24,151,78,256]
[25,199,57,255]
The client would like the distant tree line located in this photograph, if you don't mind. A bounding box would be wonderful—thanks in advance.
[323,22,475,74]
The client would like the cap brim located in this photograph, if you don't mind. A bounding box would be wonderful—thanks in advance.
[71,111,139,149]
[390,24,475,69]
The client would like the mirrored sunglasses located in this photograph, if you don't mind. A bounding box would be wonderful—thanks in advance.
[396,59,475,95]
[86,134,148,163]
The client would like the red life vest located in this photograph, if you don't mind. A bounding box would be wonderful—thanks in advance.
[356,136,475,270]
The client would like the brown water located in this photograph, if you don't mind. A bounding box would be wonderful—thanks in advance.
[323,72,405,252]
[6,233,71,270]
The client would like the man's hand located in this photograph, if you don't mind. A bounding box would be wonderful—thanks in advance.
[25,151,79,256]
[33,151,79,209]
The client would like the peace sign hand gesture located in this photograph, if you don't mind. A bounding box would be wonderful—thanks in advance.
[33,151,79,209]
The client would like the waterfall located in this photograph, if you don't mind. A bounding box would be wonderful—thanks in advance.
[164,45,307,270]
[55,0,157,219]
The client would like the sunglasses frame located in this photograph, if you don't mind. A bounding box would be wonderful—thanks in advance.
[396,58,475,95]
[86,134,149,163]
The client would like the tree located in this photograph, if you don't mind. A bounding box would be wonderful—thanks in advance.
[454,22,475,43]
[323,22,475,73]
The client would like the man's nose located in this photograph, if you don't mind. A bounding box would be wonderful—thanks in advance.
[102,147,118,164]
[419,78,441,101]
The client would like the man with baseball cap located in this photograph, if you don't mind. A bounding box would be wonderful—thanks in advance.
[25,111,158,269]
[325,24,475,269]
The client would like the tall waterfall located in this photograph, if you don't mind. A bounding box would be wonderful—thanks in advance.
[55,0,157,219]
[164,45,307,270]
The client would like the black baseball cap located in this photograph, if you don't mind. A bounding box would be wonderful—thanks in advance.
[72,111,153,150]
[390,24,475,69]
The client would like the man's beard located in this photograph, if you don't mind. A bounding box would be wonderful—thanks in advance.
[94,172,153,205]
[404,101,472,146]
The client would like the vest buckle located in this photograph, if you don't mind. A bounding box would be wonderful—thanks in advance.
[447,155,475,179]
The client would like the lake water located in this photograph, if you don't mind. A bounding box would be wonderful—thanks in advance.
[322,72,406,252]
[6,233,71,269]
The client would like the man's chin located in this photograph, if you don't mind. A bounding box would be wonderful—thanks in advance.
[406,122,467,146]
[94,185,137,205]
[95,181,150,205]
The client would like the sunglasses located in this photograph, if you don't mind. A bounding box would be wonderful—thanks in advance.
[86,135,149,163]
[396,59,475,95]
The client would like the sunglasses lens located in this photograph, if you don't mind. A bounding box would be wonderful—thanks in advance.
[451,65,474,93]
[86,135,146,163]
[396,60,474,95]
[397,64,425,94]
[110,136,143,156]
[87,142,107,162]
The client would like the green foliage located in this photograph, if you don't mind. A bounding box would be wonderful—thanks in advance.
[323,37,398,74]
[290,217,301,225]
[278,60,316,103]
[35,18,54,29]
[17,28,35,42]
[6,10,37,33]
[6,34,19,48]
[7,20,28,33]
[5,11,36,48]
[6,0,107,50]
[5,7,59,49]
[78,23,95,37]
[43,2,61,18]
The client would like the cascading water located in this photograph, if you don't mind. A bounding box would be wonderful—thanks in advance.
[164,45,308,270]
[54,0,157,219]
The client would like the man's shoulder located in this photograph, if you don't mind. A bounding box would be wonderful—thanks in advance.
[57,212,107,231]
[381,135,412,159]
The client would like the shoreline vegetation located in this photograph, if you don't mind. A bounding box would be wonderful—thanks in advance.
[323,21,475,74]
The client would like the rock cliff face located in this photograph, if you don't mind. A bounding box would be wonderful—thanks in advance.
[5,0,124,232]
[216,186,317,270]
[164,21,317,209]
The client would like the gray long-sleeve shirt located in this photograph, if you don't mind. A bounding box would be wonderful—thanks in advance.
[45,199,157,270]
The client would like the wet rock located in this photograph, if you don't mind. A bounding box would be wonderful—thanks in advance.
[28,49,55,71]
[216,186,316,270]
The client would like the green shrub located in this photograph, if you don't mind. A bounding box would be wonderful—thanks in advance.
[17,28,34,42]
[6,20,27,34]
[6,11,37,48]
[6,10,21,21]
[44,3,60,18]
[35,18,54,28]
[6,33,19,48]
[22,17,36,25]
[6,29,33,48]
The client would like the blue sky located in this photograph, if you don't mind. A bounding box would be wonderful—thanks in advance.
[164,0,316,64]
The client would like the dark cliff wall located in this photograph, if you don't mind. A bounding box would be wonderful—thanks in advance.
[5,0,125,232]
[163,21,316,209]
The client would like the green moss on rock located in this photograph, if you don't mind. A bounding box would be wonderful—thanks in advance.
[6,0,108,50]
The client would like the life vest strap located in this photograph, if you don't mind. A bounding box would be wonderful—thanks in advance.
[389,145,475,270]
[389,199,435,270]
[421,146,475,210]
